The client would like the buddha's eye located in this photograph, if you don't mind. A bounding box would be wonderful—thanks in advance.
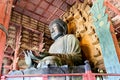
[51,28,55,33]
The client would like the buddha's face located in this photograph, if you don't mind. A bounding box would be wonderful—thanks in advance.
[49,23,64,40]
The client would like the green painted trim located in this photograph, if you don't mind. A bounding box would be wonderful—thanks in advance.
[90,0,120,75]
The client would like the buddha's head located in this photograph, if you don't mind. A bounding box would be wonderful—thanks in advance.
[48,19,67,40]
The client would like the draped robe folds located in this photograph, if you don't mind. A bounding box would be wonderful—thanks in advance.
[48,34,83,66]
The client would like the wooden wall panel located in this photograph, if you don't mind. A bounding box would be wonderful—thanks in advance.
[11,11,53,52]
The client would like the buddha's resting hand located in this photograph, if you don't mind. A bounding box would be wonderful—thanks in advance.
[23,50,50,60]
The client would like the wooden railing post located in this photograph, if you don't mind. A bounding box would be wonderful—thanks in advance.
[43,75,48,80]
[1,76,6,80]
[84,60,96,80]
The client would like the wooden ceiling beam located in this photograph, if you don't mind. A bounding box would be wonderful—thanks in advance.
[114,0,120,6]
[47,0,65,21]
[4,54,13,60]
[105,1,120,16]
[41,0,54,16]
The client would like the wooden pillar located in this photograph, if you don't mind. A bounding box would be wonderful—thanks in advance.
[110,24,120,62]
[0,0,13,75]
[84,60,96,80]
[12,25,21,70]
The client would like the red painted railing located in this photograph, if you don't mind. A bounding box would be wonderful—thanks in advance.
[1,71,120,80]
